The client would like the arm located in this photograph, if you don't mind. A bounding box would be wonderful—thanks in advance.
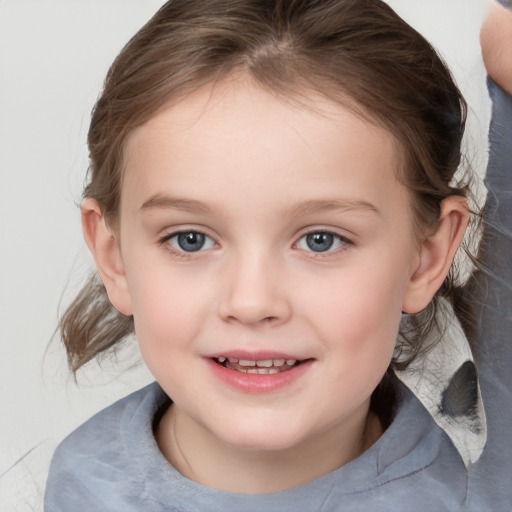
[480,1,512,94]
[467,77,512,511]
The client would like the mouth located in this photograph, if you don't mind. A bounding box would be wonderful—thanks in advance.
[212,356,305,375]
[207,353,314,392]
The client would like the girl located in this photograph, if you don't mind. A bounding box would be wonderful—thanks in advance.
[44,0,494,509]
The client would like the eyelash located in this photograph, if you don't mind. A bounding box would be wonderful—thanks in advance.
[158,229,353,259]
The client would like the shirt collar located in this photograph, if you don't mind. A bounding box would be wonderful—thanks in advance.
[394,298,487,467]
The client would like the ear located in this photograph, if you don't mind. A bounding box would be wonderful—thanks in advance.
[402,196,469,314]
[81,198,133,316]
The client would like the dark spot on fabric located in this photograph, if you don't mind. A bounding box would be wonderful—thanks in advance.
[441,361,479,418]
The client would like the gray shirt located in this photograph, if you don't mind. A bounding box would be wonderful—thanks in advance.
[44,381,467,511]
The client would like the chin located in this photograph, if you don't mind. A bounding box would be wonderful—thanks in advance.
[214,421,311,453]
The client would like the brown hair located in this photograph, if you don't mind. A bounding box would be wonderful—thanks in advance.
[61,0,476,372]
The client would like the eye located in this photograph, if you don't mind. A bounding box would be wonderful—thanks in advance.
[165,231,216,253]
[296,231,350,253]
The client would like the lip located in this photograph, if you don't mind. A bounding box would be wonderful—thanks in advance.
[205,354,314,393]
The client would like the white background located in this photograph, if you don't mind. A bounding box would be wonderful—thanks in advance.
[0,1,491,510]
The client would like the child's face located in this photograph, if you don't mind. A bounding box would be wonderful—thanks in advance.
[116,78,421,453]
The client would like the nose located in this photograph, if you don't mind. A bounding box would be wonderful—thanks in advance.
[218,250,292,327]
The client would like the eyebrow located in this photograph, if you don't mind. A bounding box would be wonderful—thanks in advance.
[140,194,213,213]
[140,194,380,217]
[286,198,380,217]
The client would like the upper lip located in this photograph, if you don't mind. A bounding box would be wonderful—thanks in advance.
[205,350,309,361]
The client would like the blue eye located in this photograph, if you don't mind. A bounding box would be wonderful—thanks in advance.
[297,232,348,253]
[167,231,216,252]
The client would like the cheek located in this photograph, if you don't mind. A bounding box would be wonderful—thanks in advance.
[126,263,213,362]
[307,275,402,402]
[298,260,406,357]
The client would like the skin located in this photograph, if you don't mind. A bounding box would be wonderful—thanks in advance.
[82,77,468,493]
[481,1,512,95]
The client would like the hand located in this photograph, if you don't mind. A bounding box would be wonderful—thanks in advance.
[481,1,512,94]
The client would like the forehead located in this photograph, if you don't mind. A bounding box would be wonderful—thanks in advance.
[122,77,407,218]
[128,78,397,149]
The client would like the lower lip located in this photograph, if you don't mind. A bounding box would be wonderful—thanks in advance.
[205,358,313,393]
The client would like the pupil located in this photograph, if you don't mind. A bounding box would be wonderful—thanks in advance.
[177,232,205,252]
[306,233,334,252]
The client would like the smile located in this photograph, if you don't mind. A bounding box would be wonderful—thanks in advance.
[213,357,300,374]
[206,351,314,392]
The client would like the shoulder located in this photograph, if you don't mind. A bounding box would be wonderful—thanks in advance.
[44,382,170,512]
[49,382,163,460]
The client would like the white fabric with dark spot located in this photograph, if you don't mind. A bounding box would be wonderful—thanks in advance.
[395,299,486,467]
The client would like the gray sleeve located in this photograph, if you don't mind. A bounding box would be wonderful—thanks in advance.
[467,80,512,509]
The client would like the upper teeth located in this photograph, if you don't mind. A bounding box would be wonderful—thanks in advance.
[221,357,296,367]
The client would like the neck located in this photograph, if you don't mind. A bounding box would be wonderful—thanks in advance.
[155,402,383,494]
